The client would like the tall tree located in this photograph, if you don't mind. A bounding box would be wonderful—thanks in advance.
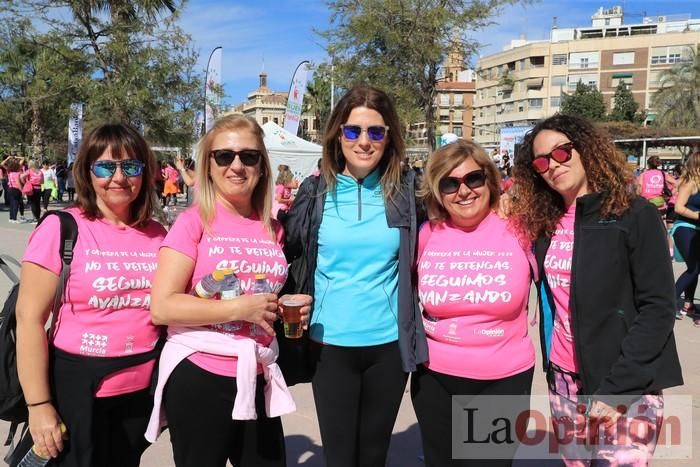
[2,0,202,149]
[0,19,89,158]
[652,47,700,130]
[608,82,641,123]
[319,0,533,149]
[561,81,606,122]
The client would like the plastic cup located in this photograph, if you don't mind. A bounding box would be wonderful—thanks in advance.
[280,298,304,339]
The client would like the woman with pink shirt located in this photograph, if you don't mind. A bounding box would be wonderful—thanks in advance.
[271,164,297,218]
[2,155,27,223]
[162,161,180,206]
[637,155,676,216]
[148,114,311,467]
[15,123,165,466]
[412,140,535,466]
[25,159,44,222]
[511,114,682,466]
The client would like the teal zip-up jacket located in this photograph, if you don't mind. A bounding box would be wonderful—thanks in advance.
[282,169,429,372]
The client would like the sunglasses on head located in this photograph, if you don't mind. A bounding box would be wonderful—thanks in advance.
[340,124,389,142]
[531,142,574,174]
[439,169,487,194]
[91,160,145,178]
[209,149,262,167]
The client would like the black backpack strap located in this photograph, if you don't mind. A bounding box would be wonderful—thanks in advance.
[37,211,78,337]
[0,255,20,285]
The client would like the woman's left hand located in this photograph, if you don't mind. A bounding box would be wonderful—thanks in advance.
[278,294,312,329]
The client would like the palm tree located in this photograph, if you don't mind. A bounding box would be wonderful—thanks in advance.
[652,47,700,130]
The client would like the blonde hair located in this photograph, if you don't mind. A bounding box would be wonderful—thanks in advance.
[419,140,501,223]
[276,164,293,185]
[195,114,273,236]
[681,152,700,187]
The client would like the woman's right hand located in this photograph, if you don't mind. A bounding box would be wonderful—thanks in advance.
[28,403,65,458]
[234,293,280,335]
[175,157,184,171]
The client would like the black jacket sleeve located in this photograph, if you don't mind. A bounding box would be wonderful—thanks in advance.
[281,175,318,262]
[596,200,677,395]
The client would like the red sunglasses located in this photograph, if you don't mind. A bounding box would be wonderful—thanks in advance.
[531,143,574,174]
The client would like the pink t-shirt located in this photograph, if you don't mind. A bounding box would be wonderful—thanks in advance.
[28,169,43,188]
[7,171,21,189]
[23,208,166,396]
[164,166,179,183]
[545,204,578,372]
[161,202,288,377]
[640,169,665,199]
[417,213,535,379]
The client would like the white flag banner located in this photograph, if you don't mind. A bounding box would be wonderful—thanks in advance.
[67,103,83,164]
[205,47,222,133]
[283,61,310,136]
[192,111,205,160]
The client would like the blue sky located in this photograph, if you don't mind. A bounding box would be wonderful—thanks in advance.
[178,0,700,105]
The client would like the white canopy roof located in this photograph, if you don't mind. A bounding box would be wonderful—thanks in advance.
[262,121,322,182]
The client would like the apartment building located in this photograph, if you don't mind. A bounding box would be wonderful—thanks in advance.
[407,50,476,147]
[474,6,700,146]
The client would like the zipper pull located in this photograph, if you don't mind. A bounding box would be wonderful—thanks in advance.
[357,178,364,221]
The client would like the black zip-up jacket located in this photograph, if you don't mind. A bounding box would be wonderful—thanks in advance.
[281,170,429,372]
[534,192,683,398]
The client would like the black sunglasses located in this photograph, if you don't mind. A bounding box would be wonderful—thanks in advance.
[531,143,574,174]
[91,160,145,178]
[438,169,487,194]
[340,124,389,141]
[209,149,262,167]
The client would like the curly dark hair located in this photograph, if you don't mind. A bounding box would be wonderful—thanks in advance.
[511,114,634,241]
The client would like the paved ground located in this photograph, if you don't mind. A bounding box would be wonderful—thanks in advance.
[0,199,697,466]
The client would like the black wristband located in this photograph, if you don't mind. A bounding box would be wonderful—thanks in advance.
[26,399,52,408]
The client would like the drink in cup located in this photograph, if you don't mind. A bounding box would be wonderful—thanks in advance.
[280,297,304,339]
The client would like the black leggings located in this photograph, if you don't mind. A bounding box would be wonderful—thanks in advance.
[27,187,41,220]
[42,188,52,210]
[163,359,285,467]
[673,226,700,306]
[92,390,153,467]
[411,365,534,467]
[51,389,152,467]
[310,341,408,467]
[7,187,23,220]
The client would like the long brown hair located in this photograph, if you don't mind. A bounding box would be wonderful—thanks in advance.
[511,113,634,241]
[680,151,700,186]
[194,114,273,236]
[72,123,157,227]
[321,85,404,201]
[419,140,501,224]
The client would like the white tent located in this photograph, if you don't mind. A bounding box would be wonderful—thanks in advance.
[262,121,322,184]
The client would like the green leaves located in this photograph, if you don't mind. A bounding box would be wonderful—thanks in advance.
[561,81,606,122]
[0,0,202,156]
[652,48,700,130]
[320,0,533,148]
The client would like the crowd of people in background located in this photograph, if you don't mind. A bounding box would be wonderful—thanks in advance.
[0,153,200,226]
[2,87,690,467]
